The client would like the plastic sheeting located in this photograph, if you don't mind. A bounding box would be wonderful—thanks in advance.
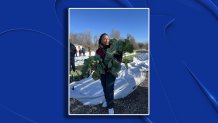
[70,53,149,105]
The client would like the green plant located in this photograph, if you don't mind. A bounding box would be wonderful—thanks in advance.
[81,39,134,80]
[81,55,105,80]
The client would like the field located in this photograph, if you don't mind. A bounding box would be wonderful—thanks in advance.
[69,53,149,114]
[70,72,148,114]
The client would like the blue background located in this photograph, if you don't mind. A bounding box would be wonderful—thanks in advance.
[0,0,218,123]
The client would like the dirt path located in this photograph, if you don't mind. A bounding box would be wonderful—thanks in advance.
[70,76,148,115]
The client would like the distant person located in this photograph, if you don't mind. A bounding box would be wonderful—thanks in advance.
[96,33,123,114]
[79,49,82,56]
[75,47,78,57]
[82,47,85,56]
[70,43,76,72]
[88,46,91,56]
[78,46,81,56]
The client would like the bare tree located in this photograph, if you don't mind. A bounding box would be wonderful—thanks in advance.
[110,29,120,40]
[86,31,92,48]
[70,31,95,52]
[70,33,77,44]
[93,35,99,49]
[81,31,92,48]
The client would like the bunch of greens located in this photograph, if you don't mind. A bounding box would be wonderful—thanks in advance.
[81,39,134,80]
[104,39,124,76]
[81,55,105,80]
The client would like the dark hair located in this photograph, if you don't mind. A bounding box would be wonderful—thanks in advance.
[98,33,108,45]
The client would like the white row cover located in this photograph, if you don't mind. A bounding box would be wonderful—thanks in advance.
[70,53,149,105]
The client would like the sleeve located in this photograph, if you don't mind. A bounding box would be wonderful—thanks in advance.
[95,48,100,56]
[96,48,106,59]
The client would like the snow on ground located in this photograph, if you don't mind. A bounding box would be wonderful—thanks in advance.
[70,53,149,105]
[75,51,95,66]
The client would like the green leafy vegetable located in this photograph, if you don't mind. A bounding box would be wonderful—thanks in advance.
[81,55,105,80]
[81,38,133,80]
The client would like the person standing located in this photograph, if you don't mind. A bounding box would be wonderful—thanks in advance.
[70,43,76,71]
[82,47,85,56]
[88,46,91,56]
[78,46,81,56]
[95,33,122,114]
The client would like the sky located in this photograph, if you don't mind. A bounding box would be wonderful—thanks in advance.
[69,9,149,43]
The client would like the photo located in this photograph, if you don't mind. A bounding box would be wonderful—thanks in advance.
[68,8,150,115]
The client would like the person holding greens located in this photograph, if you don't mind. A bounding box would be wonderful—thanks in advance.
[95,33,122,114]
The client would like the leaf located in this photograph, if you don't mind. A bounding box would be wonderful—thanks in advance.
[108,60,112,68]
[81,55,106,80]
[92,71,100,80]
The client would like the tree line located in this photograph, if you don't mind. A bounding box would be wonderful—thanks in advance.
[70,29,148,51]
